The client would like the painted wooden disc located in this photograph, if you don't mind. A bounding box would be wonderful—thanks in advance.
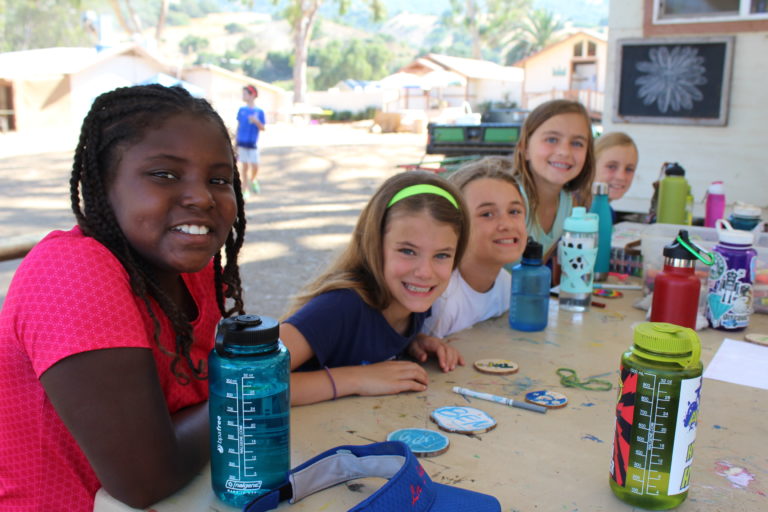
[524,390,568,409]
[744,333,768,347]
[593,288,622,298]
[386,428,450,457]
[473,358,519,375]
[430,406,497,435]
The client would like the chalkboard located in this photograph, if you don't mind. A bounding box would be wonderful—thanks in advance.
[613,37,733,126]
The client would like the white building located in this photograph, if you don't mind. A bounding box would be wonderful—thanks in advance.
[514,31,608,120]
[0,45,170,133]
[604,0,768,214]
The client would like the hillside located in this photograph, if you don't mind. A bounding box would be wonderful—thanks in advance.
[147,1,609,80]
[152,11,410,66]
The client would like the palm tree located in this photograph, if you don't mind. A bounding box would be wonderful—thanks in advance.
[505,9,564,65]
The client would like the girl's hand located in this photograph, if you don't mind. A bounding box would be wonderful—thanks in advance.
[290,361,428,405]
[408,333,465,372]
[347,360,429,396]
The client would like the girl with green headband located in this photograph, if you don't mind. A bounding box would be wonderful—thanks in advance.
[280,171,470,405]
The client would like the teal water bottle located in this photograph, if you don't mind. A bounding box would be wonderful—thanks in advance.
[609,322,703,510]
[559,207,599,312]
[208,315,290,507]
[509,238,551,331]
[590,181,613,281]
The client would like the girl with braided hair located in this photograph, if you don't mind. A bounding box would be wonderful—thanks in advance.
[0,84,246,510]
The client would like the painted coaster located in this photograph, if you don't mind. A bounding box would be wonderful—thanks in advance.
[386,428,450,457]
[525,390,568,409]
[473,358,519,375]
[594,288,623,298]
[744,333,768,347]
[430,406,497,435]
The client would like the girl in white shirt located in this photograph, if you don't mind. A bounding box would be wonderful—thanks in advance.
[422,156,528,338]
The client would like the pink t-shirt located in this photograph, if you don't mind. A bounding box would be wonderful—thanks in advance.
[0,227,221,511]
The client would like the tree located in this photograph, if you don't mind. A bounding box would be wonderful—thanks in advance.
[179,34,209,55]
[445,0,531,60]
[266,0,384,104]
[2,0,91,51]
[254,51,294,83]
[504,9,564,65]
[236,37,257,54]
[311,38,393,91]
[107,0,220,45]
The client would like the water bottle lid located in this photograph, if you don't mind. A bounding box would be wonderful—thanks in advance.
[663,162,685,176]
[732,203,761,219]
[716,218,755,245]
[633,322,701,368]
[215,314,280,349]
[564,207,598,233]
[707,181,724,194]
[591,181,609,195]
[662,230,697,260]
[522,237,543,261]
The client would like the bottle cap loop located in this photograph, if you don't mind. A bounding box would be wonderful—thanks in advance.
[675,234,714,266]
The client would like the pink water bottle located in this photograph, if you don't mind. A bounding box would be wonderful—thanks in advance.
[704,181,725,228]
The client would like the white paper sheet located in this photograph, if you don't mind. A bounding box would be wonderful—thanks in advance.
[703,338,768,390]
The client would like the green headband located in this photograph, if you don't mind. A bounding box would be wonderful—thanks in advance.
[387,184,459,209]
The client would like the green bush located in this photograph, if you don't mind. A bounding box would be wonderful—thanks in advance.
[225,22,247,34]
[236,37,257,54]
[326,106,377,122]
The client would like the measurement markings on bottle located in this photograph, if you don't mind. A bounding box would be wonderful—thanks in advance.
[634,373,677,497]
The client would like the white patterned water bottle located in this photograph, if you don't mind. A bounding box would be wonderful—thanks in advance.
[559,207,598,312]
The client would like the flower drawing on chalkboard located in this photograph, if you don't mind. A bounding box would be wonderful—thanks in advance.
[635,46,707,113]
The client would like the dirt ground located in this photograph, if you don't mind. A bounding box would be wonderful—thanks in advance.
[0,122,428,319]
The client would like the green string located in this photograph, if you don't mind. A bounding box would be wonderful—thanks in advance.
[676,235,715,266]
[556,368,613,391]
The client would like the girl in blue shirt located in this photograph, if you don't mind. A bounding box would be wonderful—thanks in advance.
[281,171,470,405]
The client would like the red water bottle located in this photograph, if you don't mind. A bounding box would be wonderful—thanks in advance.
[650,230,708,329]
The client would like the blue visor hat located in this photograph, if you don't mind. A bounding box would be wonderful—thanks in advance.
[243,441,501,512]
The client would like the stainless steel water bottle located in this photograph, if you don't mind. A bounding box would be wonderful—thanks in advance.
[590,182,613,282]
[209,314,290,507]
[609,322,703,510]
[657,163,692,225]
[650,230,705,330]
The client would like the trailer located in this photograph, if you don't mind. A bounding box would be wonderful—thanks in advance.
[425,122,523,157]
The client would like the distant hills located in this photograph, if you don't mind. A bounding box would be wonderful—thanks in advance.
[330,0,609,28]
[151,0,608,85]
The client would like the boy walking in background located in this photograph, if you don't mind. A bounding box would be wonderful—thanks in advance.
[236,85,266,197]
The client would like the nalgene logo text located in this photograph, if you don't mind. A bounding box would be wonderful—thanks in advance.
[226,479,262,491]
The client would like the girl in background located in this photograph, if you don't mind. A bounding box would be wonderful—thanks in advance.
[513,99,596,260]
[594,131,638,203]
[280,171,470,405]
[0,85,246,511]
[422,156,527,338]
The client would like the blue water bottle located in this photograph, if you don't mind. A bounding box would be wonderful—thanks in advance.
[208,314,290,507]
[509,238,551,331]
[590,181,613,282]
